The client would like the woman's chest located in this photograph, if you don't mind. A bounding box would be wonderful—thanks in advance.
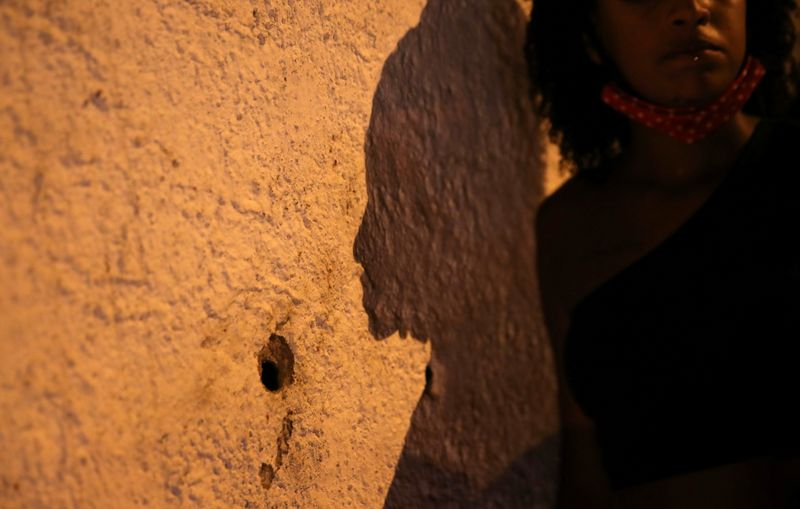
[560,180,723,314]
[561,177,800,487]
[614,455,781,509]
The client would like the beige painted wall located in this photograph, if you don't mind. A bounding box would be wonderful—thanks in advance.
[0,1,559,508]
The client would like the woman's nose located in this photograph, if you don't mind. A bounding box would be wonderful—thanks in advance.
[668,0,712,28]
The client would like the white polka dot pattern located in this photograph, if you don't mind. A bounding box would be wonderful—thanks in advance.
[600,56,766,145]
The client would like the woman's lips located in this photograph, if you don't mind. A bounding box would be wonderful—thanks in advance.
[663,37,724,59]
[664,48,724,65]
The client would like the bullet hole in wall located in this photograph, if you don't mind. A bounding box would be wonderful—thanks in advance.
[257,333,294,393]
[261,360,280,391]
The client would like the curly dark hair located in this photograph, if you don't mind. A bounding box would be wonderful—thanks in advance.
[525,1,800,179]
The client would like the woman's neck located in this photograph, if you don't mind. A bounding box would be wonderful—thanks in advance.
[610,112,762,189]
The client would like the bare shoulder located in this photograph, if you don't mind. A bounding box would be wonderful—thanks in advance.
[536,176,590,244]
[535,175,594,292]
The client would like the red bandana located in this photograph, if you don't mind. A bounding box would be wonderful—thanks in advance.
[601,56,766,144]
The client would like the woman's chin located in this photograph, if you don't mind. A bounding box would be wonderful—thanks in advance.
[659,88,725,109]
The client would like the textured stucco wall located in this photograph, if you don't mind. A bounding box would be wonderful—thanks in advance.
[0,1,559,508]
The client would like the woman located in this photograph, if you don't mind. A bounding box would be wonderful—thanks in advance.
[527,1,800,508]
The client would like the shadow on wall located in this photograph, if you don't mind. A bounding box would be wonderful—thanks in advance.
[354,0,560,507]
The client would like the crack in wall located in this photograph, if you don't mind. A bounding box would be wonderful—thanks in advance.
[259,411,295,493]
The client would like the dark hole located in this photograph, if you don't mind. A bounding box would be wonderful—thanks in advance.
[257,334,293,393]
[261,360,281,391]
[424,364,433,394]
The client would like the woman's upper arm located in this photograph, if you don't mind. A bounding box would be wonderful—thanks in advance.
[535,192,618,508]
[534,192,596,431]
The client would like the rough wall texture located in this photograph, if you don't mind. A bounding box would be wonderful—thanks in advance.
[0,0,559,508]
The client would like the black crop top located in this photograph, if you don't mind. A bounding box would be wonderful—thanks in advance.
[564,117,800,490]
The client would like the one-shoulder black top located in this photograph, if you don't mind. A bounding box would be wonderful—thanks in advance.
[564,116,800,490]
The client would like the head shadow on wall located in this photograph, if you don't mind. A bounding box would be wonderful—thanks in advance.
[354,0,545,342]
[354,0,559,506]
